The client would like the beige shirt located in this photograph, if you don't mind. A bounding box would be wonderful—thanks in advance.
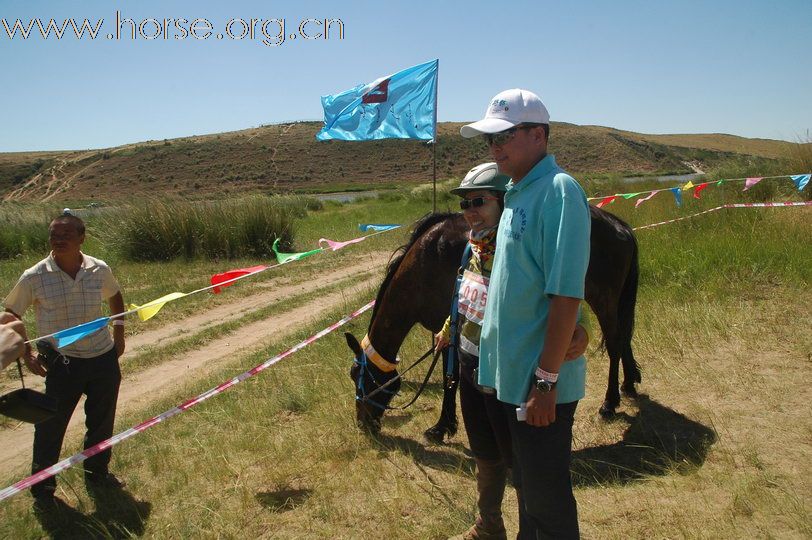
[4,252,120,358]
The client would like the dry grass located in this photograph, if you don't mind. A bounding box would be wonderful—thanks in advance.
[0,193,809,538]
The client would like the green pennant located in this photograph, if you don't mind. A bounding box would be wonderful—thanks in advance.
[622,192,643,199]
[272,238,323,264]
[716,179,725,186]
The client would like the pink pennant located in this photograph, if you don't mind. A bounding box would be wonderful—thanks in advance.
[693,182,709,199]
[318,236,366,251]
[210,265,267,294]
[635,191,658,208]
[743,177,763,191]
[596,195,618,208]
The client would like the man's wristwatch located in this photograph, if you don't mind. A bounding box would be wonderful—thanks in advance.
[534,377,557,393]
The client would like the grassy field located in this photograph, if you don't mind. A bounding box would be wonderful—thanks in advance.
[0,171,809,538]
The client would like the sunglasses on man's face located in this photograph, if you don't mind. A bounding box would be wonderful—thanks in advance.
[483,124,537,147]
[459,196,499,210]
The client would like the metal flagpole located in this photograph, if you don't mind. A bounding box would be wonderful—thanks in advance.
[432,143,437,213]
[431,59,439,213]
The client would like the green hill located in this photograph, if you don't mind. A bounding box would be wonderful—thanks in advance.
[0,121,802,203]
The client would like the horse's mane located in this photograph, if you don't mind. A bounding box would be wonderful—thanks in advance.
[370,212,458,323]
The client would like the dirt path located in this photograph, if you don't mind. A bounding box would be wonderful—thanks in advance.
[0,251,390,478]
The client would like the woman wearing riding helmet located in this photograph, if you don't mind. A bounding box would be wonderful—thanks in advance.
[435,162,590,540]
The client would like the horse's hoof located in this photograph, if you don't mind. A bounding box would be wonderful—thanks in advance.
[598,403,616,419]
[357,419,381,435]
[423,425,447,444]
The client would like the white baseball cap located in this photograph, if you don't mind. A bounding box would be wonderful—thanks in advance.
[460,89,550,138]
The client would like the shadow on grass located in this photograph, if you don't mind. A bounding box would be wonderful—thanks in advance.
[33,487,151,539]
[256,488,313,513]
[371,432,474,476]
[572,394,717,487]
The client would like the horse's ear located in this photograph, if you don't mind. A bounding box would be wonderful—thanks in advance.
[345,332,363,357]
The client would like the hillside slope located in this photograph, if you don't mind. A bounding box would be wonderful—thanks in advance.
[1,121,798,202]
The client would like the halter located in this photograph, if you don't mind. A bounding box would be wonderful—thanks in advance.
[353,336,400,411]
[353,334,440,411]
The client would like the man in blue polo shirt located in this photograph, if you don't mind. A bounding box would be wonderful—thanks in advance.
[461,89,590,539]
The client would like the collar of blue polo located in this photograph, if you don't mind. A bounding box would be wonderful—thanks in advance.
[506,154,558,194]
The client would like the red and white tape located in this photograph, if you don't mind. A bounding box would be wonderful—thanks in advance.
[0,300,375,502]
[633,200,812,231]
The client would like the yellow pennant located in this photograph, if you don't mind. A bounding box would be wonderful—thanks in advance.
[129,292,188,321]
[682,181,695,191]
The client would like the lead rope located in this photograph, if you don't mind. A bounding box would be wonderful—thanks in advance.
[357,345,439,409]
[15,359,25,390]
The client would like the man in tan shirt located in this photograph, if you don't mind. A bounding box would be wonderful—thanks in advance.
[5,212,126,506]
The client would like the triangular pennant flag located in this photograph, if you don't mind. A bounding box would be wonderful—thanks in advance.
[693,182,710,199]
[743,177,763,191]
[129,292,189,322]
[54,317,110,348]
[635,191,659,208]
[272,238,323,264]
[621,192,643,199]
[716,179,725,186]
[596,195,618,208]
[791,174,810,191]
[670,187,682,207]
[211,265,268,294]
[318,236,366,251]
[682,181,695,191]
[358,224,400,232]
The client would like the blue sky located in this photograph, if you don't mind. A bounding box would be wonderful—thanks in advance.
[1,0,810,152]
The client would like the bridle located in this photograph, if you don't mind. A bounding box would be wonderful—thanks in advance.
[354,344,442,411]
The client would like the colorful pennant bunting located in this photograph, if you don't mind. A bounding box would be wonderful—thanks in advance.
[670,188,682,207]
[588,173,805,206]
[634,191,658,208]
[596,195,618,208]
[272,238,323,264]
[25,225,405,349]
[319,237,366,251]
[744,177,763,191]
[211,265,268,294]
[359,224,400,232]
[129,292,189,322]
[54,317,110,348]
[791,174,810,191]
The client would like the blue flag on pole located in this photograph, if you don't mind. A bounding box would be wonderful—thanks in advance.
[316,59,438,142]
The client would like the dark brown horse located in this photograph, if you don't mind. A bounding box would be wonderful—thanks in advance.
[347,206,641,438]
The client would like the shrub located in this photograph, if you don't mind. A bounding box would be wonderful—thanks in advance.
[0,207,51,260]
[99,196,308,261]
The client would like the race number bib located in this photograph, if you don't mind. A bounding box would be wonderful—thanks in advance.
[458,270,489,325]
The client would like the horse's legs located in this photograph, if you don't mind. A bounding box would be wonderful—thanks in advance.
[424,348,459,443]
[620,342,641,397]
[600,338,622,418]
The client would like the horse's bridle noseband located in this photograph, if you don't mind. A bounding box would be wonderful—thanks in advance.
[353,336,442,412]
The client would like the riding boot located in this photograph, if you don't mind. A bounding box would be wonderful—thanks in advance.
[461,458,507,540]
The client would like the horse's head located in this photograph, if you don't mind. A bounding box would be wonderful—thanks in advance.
[346,332,401,434]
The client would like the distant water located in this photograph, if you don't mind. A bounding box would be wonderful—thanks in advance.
[313,191,379,203]
[622,173,703,184]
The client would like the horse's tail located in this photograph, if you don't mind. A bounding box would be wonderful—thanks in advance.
[617,231,641,380]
